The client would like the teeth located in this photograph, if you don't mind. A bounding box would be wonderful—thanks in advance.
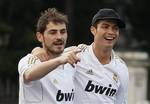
[105,37,114,40]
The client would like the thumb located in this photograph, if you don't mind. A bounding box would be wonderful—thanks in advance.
[73,48,82,54]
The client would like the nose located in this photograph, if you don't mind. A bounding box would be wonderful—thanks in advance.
[56,31,63,39]
[107,28,115,35]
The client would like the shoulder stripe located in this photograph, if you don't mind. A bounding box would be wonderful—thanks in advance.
[28,56,38,64]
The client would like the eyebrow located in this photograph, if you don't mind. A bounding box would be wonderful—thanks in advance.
[101,22,118,27]
[48,28,66,31]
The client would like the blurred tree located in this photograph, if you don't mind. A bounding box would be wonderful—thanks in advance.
[0,0,66,76]
[126,0,150,53]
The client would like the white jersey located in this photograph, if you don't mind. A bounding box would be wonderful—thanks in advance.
[18,54,75,104]
[74,45,129,104]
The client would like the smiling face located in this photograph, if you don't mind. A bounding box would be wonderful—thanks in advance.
[36,22,67,55]
[91,20,119,50]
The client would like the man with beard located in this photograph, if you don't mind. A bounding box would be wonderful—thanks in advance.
[18,8,80,104]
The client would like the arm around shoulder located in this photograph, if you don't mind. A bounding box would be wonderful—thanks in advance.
[21,55,64,84]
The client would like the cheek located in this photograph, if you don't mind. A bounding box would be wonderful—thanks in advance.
[44,35,53,43]
[94,36,102,44]
[114,34,119,44]
[116,33,119,39]
[63,34,68,40]
[95,33,103,40]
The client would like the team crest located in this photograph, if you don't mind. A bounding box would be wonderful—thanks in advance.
[113,73,118,83]
[53,79,59,84]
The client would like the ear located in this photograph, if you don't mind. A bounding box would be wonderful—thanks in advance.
[36,32,43,42]
[90,26,96,36]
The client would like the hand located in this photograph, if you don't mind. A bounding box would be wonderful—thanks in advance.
[58,48,81,67]
[64,44,87,53]
[31,47,49,62]
[77,44,87,51]
[64,46,76,52]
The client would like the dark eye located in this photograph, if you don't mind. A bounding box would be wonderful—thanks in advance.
[60,29,67,34]
[114,26,119,30]
[101,25,109,29]
[113,26,119,32]
[48,30,57,35]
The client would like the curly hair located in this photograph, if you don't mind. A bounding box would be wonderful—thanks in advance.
[36,8,68,33]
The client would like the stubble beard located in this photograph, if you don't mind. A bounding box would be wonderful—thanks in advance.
[45,44,64,57]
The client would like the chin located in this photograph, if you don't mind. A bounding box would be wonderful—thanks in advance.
[104,44,113,48]
[55,49,64,54]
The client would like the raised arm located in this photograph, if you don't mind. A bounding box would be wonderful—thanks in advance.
[23,48,81,84]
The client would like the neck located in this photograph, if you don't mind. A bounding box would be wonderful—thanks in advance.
[44,48,61,59]
[92,43,112,65]
[48,52,60,59]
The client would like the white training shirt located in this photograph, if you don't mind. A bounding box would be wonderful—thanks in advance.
[74,45,129,104]
[18,54,75,104]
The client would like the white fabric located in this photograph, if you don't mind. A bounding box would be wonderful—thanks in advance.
[74,45,129,104]
[18,54,75,104]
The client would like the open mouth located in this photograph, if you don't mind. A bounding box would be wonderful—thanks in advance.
[104,36,115,41]
[53,41,64,47]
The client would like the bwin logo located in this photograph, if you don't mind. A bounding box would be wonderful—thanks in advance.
[56,89,74,101]
[85,80,117,96]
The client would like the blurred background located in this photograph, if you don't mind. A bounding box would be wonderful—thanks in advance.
[0,0,149,104]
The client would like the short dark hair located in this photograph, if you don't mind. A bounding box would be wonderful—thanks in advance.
[36,8,69,33]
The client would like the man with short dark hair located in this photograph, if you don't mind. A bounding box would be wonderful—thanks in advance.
[18,8,80,104]
[74,8,129,104]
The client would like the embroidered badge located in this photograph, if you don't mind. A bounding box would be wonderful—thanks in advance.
[113,73,118,83]
[53,79,59,84]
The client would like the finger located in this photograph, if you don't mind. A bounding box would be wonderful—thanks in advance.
[42,55,48,61]
[31,47,41,54]
[70,53,80,63]
[44,54,49,61]
[71,64,75,68]
[64,46,76,53]
[38,55,45,62]
[37,55,48,62]
[77,44,87,51]
[36,56,43,61]
[73,48,82,54]
[68,55,77,64]
[68,60,75,68]
[77,44,85,48]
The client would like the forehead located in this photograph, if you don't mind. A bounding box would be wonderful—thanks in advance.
[46,22,67,30]
[98,20,118,27]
